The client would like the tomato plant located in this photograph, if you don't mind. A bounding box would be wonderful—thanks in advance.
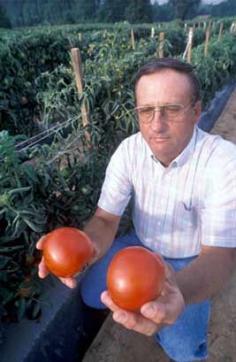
[43,227,94,277]
[107,246,165,312]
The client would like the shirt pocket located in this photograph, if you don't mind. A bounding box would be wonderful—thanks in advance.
[175,202,198,232]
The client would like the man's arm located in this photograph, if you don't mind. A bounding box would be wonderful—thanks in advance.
[84,207,121,260]
[176,245,236,305]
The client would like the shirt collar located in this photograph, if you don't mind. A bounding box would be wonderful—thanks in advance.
[144,126,198,168]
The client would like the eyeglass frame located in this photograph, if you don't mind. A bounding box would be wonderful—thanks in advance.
[134,100,196,124]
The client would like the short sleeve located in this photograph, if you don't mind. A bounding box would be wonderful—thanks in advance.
[98,141,132,216]
[201,149,236,248]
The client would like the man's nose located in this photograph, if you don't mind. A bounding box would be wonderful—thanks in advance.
[150,109,167,131]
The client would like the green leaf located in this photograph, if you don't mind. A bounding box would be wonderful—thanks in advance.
[8,186,31,196]
[22,218,45,233]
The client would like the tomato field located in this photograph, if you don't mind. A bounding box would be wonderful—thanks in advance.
[0,18,236,337]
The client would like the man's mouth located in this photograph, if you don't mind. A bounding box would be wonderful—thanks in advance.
[151,137,169,141]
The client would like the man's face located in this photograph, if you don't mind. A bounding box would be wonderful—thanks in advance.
[135,69,201,166]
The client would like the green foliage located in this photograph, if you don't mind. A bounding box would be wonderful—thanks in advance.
[170,0,201,20]
[0,131,46,323]
[124,0,152,23]
[1,0,236,27]
[0,0,82,27]
[76,0,98,21]
[0,25,188,136]
[1,0,153,26]
[191,33,236,105]
[0,127,108,323]
[152,2,174,22]
[203,0,236,18]
[97,0,127,22]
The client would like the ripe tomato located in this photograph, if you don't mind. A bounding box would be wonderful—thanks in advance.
[107,246,165,312]
[42,227,94,278]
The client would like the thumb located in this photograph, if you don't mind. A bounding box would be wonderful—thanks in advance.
[36,235,47,250]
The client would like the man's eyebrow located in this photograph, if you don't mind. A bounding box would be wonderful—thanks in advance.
[136,102,181,108]
[136,104,154,108]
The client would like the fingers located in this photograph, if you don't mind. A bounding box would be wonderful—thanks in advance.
[38,258,77,288]
[140,279,185,326]
[36,235,49,279]
[140,263,185,326]
[141,301,166,324]
[101,291,159,336]
[59,277,77,289]
[100,290,122,312]
[38,257,49,278]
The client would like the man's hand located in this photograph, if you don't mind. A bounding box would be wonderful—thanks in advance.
[36,236,77,289]
[101,264,185,336]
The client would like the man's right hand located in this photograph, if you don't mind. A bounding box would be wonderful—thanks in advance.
[36,236,77,289]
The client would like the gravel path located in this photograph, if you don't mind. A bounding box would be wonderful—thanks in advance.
[83,90,236,362]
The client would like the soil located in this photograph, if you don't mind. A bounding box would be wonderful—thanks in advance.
[83,89,236,362]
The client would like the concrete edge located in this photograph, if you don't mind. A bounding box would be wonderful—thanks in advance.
[0,274,84,362]
[198,82,236,132]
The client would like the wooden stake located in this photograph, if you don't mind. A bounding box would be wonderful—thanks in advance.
[151,27,155,38]
[78,33,82,41]
[218,23,223,41]
[230,22,236,33]
[183,27,193,62]
[204,28,210,57]
[131,29,135,50]
[158,32,165,58]
[187,27,193,63]
[70,48,90,140]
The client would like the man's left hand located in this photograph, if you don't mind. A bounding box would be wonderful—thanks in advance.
[100,263,185,336]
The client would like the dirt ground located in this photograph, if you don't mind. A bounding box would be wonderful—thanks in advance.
[83,90,236,362]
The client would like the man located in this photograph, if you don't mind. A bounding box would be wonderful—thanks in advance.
[38,58,236,361]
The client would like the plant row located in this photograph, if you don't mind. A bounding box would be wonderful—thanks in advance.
[0,23,209,136]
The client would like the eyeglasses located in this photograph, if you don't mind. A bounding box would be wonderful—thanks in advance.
[135,103,193,124]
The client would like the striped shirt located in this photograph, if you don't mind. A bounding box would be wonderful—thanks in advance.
[98,126,236,258]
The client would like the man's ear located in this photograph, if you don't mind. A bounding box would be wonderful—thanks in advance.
[193,100,202,122]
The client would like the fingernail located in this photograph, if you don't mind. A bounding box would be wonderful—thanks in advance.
[101,292,109,305]
[38,271,45,278]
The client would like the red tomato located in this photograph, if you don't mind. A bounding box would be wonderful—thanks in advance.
[43,227,94,277]
[107,246,165,312]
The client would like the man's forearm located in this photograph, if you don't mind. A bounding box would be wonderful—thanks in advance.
[83,208,120,260]
[176,246,236,305]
